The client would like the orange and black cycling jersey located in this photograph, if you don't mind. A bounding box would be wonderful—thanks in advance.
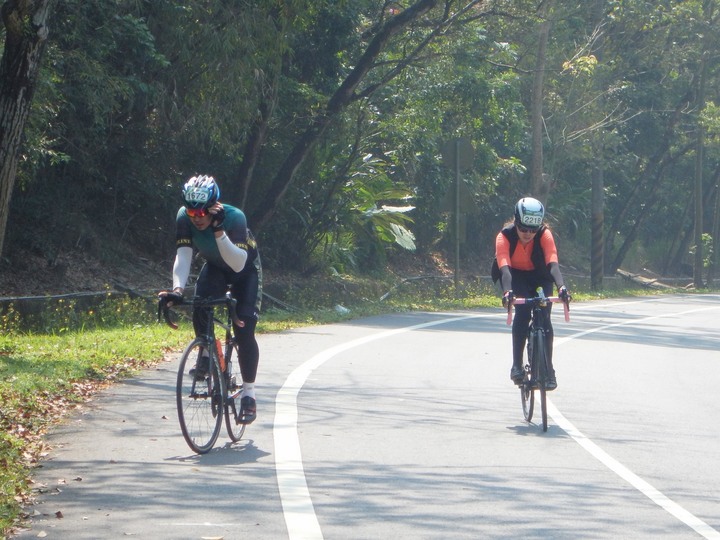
[495,226,558,272]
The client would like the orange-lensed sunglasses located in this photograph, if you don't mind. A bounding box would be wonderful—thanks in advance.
[186,208,209,218]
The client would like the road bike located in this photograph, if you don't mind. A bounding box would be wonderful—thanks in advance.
[506,288,569,432]
[159,293,246,454]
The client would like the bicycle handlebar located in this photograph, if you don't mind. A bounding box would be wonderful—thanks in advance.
[158,293,242,330]
[157,297,180,329]
[506,296,570,326]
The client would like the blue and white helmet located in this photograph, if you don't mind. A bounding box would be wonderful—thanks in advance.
[514,197,544,230]
[182,175,220,209]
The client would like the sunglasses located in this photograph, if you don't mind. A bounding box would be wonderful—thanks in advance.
[186,208,209,218]
[517,225,539,234]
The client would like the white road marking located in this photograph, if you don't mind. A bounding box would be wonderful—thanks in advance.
[550,301,720,539]
[274,299,720,539]
[548,402,720,539]
[555,301,720,346]
[273,313,493,540]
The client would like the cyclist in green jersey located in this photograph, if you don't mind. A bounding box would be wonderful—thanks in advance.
[159,175,262,424]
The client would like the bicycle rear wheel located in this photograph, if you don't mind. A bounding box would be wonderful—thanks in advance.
[176,338,225,454]
[534,332,549,432]
[520,366,534,422]
[223,340,246,442]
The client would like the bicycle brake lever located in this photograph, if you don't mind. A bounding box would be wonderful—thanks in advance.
[158,300,179,330]
[165,310,179,330]
[224,294,243,328]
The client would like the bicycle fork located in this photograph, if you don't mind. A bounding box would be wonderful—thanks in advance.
[527,328,548,387]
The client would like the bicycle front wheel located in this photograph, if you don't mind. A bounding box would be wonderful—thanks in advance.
[176,339,225,454]
[520,367,534,422]
[534,331,549,432]
[224,340,246,442]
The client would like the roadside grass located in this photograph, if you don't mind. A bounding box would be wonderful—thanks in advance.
[0,283,706,535]
[0,299,191,536]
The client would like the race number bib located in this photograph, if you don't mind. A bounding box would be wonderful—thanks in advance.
[185,188,209,204]
[523,214,543,226]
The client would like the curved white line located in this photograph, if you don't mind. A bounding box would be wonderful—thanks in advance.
[274,299,720,539]
[550,302,720,539]
[273,313,492,540]
[555,302,720,346]
[548,402,720,539]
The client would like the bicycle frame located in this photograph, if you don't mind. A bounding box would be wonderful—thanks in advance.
[160,291,242,379]
[506,288,569,432]
[159,292,247,453]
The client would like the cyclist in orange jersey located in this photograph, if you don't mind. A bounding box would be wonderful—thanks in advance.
[493,197,571,390]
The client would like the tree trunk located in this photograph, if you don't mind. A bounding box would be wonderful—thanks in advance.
[0,0,55,258]
[668,178,716,277]
[235,70,279,209]
[610,191,661,274]
[692,39,708,288]
[665,196,692,275]
[591,162,604,290]
[709,165,720,285]
[691,0,718,288]
[590,0,606,291]
[529,0,554,201]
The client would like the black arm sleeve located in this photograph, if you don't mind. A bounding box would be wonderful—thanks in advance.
[548,262,564,289]
[500,265,513,292]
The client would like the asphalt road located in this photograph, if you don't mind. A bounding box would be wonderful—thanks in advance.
[14,294,720,539]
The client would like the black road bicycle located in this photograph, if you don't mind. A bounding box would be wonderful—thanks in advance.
[159,293,246,454]
[506,288,569,432]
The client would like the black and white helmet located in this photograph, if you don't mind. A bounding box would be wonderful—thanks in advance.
[514,197,544,230]
[182,175,220,209]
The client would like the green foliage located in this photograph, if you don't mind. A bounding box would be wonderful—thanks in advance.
[4,0,720,281]
[4,4,720,528]
[0,294,154,336]
[701,101,720,139]
[0,276,708,535]
[8,0,177,264]
[343,155,417,256]
[0,429,25,533]
[689,233,714,269]
[267,155,418,273]
[0,295,191,536]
